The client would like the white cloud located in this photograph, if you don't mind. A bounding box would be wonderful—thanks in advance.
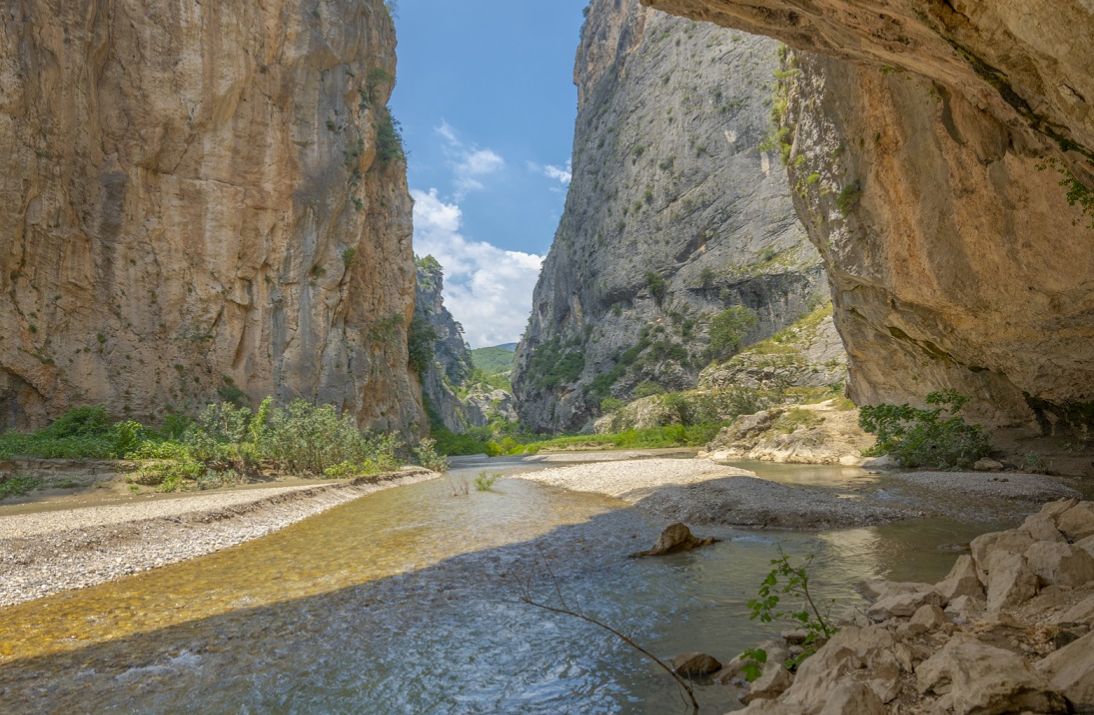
[436,121,505,198]
[412,188,543,348]
[527,159,573,185]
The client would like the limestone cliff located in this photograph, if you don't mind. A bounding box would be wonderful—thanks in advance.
[0,0,424,433]
[513,0,827,433]
[643,0,1094,433]
[413,257,473,432]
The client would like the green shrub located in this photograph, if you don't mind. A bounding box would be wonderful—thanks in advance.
[408,317,437,375]
[709,305,759,359]
[859,390,990,469]
[645,271,667,305]
[0,474,41,500]
[633,381,665,398]
[414,437,448,473]
[474,472,499,491]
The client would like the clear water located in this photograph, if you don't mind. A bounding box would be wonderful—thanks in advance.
[0,457,1011,714]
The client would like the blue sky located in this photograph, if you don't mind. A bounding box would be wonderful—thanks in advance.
[390,0,588,347]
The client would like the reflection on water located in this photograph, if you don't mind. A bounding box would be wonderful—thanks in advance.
[0,458,1013,714]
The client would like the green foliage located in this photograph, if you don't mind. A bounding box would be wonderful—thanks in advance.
[0,406,148,460]
[709,305,759,359]
[836,182,862,216]
[600,397,625,413]
[633,381,665,399]
[375,110,404,164]
[773,408,823,434]
[742,550,836,677]
[858,390,991,469]
[408,316,437,375]
[645,271,667,305]
[0,474,41,500]
[508,423,722,454]
[474,471,500,491]
[413,437,448,473]
[470,344,517,374]
[525,337,585,390]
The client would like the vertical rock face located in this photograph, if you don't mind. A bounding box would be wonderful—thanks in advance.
[641,0,1094,432]
[0,0,425,434]
[513,0,827,433]
[413,257,474,432]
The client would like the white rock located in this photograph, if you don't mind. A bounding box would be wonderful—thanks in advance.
[985,552,1040,612]
[817,680,886,715]
[934,555,984,603]
[916,635,1066,714]
[1020,512,1066,542]
[973,458,1004,471]
[1058,502,1094,541]
[868,588,942,621]
[970,530,1034,584]
[1025,541,1094,588]
[1037,630,1094,708]
[742,660,793,703]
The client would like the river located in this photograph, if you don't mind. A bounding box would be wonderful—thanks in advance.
[0,455,1013,714]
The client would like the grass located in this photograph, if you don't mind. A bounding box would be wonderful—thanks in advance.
[474,472,500,491]
[507,423,723,454]
[470,344,517,374]
[0,475,41,500]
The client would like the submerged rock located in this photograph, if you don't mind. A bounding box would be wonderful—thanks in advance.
[630,522,719,558]
[671,652,722,678]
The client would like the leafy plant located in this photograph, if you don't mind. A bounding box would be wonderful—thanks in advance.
[859,390,990,469]
[414,437,448,473]
[741,550,835,679]
[0,474,41,500]
[708,305,758,359]
[645,271,667,305]
[408,316,437,375]
[474,471,499,491]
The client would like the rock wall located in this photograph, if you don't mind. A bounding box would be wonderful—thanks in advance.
[414,257,473,432]
[0,0,425,434]
[513,0,828,433]
[643,0,1094,433]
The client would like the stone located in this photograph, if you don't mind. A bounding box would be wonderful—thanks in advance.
[742,660,793,703]
[511,0,827,433]
[1079,535,1094,559]
[0,0,424,434]
[629,523,720,558]
[944,594,985,624]
[780,626,903,708]
[859,580,933,601]
[909,604,947,630]
[1057,503,1094,542]
[1025,541,1094,589]
[817,680,886,715]
[867,588,942,621]
[1057,594,1094,626]
[916,635,1067,714]
[670,651,722,677]
[1020,513,1066,543]
[934,555,985,603]
[780,629,809,645]
[973,458,1004,472]
[971,530,1034,584]
[1037,631,1094,709]
[985,553,1040,612]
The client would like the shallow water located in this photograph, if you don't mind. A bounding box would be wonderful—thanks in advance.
[0,457,1014,714]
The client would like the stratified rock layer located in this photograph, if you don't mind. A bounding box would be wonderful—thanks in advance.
[414,259,473,432]
[642,0,1094,432]
[513,0,827,433]
[0,0,424,433]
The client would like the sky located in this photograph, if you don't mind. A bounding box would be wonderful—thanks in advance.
[390,0,588,348]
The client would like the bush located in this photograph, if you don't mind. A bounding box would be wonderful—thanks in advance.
[414,437,448,473]
[474,472,499,491]
[709,305,759,359]
[859,390,991,469]
[645,271,667,305]
[408,317,437,375]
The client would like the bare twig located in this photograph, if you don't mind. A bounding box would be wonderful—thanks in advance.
[514,552,700,714]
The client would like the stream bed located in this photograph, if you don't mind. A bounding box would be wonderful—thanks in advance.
[0,456,1015,714]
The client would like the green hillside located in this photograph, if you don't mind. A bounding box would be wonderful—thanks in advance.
[470,343,517,374]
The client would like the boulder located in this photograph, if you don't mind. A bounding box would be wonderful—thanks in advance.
[973,458,1004,471]
[944,594,985,624]
[984,553,1039,612]
[1025,541,1094,588]
[671,651,722,677]
[1079,535,1094,559]
[1037,631,1094,709]
[742,660,793,703]
[970,530,1034,584]
[781,626,903,707]
[916,635,1067,714]
[1057,502,1094,541]
[1020,512,1066,543]
[1058,594,1094,626]
[909,603,947,631]
[817,680,886,715]
[859,580,933,601]
[629,523,720,558]
[868,588,942,621]
[934,555,985,603]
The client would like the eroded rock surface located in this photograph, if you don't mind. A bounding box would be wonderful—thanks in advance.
[641,0,1094,434]
[0,0,423,433]
[513,0,827,433]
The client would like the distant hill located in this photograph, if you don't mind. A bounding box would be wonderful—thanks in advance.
[471,344,517,374]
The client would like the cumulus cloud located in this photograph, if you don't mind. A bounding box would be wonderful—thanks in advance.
[527,159,573,186]
[436,121,506,198]
[412,188,542,348]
